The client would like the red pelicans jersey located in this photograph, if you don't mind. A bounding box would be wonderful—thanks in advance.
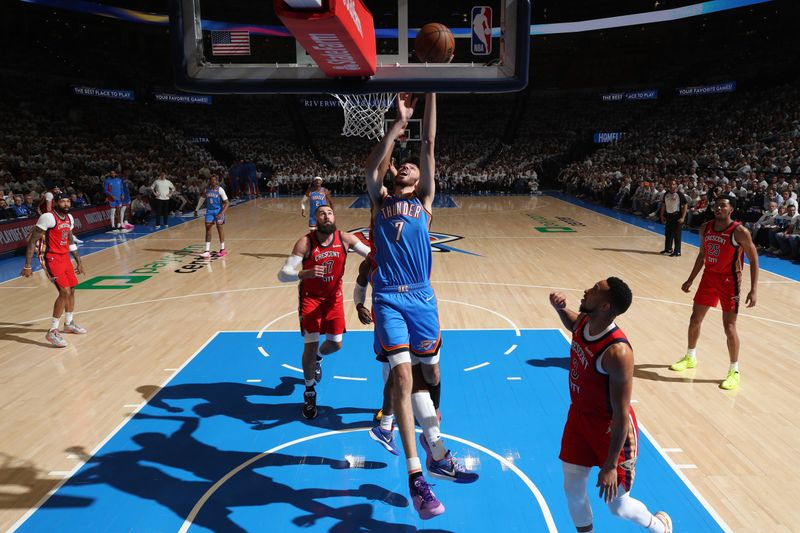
[301,231,347,297]
[702,221,743,275]
[39,212,74,255]
[568,314,631,418]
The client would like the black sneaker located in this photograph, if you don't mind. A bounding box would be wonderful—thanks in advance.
[660,249,673,255]
[302,389,317,419]
[670,251,681,257]
[314,356,323,383]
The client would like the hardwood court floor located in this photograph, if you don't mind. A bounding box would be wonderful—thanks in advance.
[0,195,798,531]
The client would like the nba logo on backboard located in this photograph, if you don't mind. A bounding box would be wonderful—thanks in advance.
[471,6,492,55]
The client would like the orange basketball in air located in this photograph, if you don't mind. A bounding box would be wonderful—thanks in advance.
[414,23,455,63]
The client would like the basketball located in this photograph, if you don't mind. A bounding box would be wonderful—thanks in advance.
[414,23,455,63]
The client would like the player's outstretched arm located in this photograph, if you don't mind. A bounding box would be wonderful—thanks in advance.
[278,236,321,282]
[340,232,370,258]
[735,224,758,307]
[365,93,416,205]
[549,291,579,331]
[417,93,436,207]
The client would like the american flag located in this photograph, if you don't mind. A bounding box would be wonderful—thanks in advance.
[211,31,251,56]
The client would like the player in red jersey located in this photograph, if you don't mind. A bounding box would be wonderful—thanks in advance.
[277,205,371,419]
[550,278,671,533]
[670,196,759,390]
[21,193,87,348]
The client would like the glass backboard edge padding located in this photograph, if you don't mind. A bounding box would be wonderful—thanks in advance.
[171,0,530,94]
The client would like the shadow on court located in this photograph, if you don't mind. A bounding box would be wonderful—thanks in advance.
[0,452,93,511]
[239,252,288,260]
[139,377,375,431]
[634,364,721,384]
[62,415,420,532]
[593,247,665,255]
[526,357,570,370]
[0,322,54,348]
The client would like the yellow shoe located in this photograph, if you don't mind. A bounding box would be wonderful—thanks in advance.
[670,355,697,371]
[654,511,672,533]
[720,370,740,390]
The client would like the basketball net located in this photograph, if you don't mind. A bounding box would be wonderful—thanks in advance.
[332,93,396,140]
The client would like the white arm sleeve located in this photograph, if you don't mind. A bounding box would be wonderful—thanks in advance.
[353,282,368,306]
[351,241,371,258]
[35,212,56,231]
[218,187,228,201]
[277,255,303,283]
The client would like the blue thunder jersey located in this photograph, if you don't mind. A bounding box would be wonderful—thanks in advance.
[205,186,225,211]
[371,194,432,292]
[308,189,328,222]
[103,176,123,200]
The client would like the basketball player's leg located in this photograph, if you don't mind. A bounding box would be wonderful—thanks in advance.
[315,293,345,381]
[720,301,741,389]
[201,220,214,257]
[671,298,711,371]
[299,297,325,419]
[215,217,226,256]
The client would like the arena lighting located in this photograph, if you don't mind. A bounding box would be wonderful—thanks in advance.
[18,0,773,36]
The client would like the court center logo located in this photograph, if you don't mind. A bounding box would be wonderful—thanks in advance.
[349,228,480,256]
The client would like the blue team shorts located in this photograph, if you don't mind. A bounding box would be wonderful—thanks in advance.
[108,199,122,207]
[205,210,225,224]
[372,284,441,366]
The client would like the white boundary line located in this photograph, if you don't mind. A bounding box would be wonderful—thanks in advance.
[281,364,303,374]
[638,424,731,531]
[8,332,222,533]
[504,344,518,355]
[333,375,368,382]
[177,428,557,533]
[464,362,491,372]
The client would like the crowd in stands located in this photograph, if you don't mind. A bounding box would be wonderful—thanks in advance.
[2,70,800,262]
[557,83,800,261]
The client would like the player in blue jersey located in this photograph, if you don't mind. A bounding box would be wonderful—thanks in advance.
[194,172,230,258]
[103,169,124,230]
[365,93,477,521]
[301,177,333,231]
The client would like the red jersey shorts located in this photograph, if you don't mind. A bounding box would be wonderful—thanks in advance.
[559,406,639,492]
[42,253,78,289]
[694,271,741,313]
[299,290,345,338]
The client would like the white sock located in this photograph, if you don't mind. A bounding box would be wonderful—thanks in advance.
[65,312,74,325]
[50,317,60,331]
[687,348,697,358]
[647,514,667,533]
[119,206,127,223]
[608,488,663,531]
[108,208,116,226]
[406,456,422,474]
[730,362,739,372]
[304,379,316,387]
[220,242,225,250]
[411,391,446,461]
[205,242,211,252]
[380,413,394,431]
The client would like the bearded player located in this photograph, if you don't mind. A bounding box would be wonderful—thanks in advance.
[21,193,87,347]
[277,205,370,419]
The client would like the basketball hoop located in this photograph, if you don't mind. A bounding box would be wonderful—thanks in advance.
[332,93,396,140]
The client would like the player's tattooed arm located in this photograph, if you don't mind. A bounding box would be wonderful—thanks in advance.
[21,226,45,277]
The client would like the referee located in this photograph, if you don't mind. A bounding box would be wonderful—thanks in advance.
[150,171,175,229]
[659,179,688,257]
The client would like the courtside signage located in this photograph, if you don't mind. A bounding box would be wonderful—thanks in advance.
[528,214,576,233]
[76,244,210,289]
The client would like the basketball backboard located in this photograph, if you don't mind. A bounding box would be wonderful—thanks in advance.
[171,0,530,94]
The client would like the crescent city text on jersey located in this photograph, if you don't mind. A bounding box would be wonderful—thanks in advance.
[380,199,423,220]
